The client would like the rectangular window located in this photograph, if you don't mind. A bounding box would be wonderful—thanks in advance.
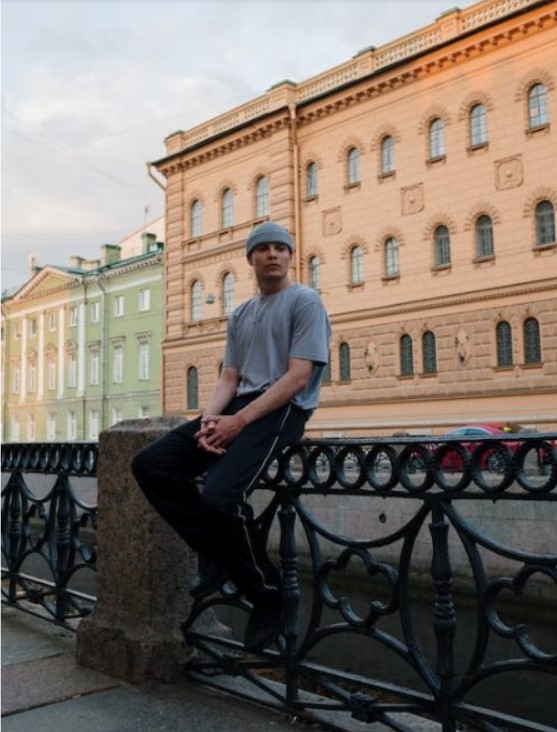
[27,414,35,441]
[67,353,77,388]
[11,416,20,442]
[90,350,100,385]
[113,345,123,383]
[49,313,57,331]
[114,295,124,317]
[112,407,123,426]
[47,413,56,441]
[29,319,37,336]
[138,406,149,419]
[12,364,21,394]
[27,361,37,392]
[47,359,57,391]
[91,301,100,323]
[89,409,99,440]
[138,341,150,380]
[70,307,78,327]
[67,411,77,440]
[15,322,22,339]
[138,288,150,312]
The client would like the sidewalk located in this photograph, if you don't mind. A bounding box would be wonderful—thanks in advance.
[1,604,321,732]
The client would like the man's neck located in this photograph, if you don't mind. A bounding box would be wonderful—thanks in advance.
[258,277,291,297]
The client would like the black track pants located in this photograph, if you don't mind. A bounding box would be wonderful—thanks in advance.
[131,395,306,601]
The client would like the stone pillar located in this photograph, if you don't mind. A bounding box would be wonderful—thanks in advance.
[76,418,198,683]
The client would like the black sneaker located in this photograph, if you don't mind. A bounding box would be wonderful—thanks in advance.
[190,561,227,599]
[244,591,283,652]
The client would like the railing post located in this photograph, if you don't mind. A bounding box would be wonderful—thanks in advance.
[77,418,207,683]
[278,493,300,704]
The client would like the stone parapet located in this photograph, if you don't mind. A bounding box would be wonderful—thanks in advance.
[76,418,202,683]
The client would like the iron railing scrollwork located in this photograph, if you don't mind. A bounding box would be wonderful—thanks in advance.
[2,434,557,731]
[1,442,98,624]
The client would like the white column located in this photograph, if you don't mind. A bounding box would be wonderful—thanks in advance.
[20,317,27,404]
[77,302,86,396]
[57,307,65,398]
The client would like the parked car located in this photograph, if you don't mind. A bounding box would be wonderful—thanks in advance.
[431,423,555,474]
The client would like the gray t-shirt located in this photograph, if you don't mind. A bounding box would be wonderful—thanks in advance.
[224,283,331,414]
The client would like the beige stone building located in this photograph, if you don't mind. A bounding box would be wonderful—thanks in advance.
[152,0,557,437]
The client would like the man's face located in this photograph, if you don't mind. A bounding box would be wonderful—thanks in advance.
[249,242,292,283]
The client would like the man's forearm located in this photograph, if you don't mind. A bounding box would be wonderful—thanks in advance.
[202,372,238,418]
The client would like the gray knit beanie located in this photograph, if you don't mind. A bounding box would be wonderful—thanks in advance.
[245,221,294,258]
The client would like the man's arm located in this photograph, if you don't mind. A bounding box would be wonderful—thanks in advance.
[202,358,312,451]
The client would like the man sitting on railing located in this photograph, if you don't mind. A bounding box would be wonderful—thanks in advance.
[131,221,330,652]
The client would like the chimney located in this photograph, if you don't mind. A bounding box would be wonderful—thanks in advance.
[141,232,158,253]
[100,244,121,266]
[69,255,86,269]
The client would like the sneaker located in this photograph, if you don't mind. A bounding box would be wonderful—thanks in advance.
[190,561,227,599]
[244,591,283,652]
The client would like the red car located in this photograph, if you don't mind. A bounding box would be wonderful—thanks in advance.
[432,423,554,474]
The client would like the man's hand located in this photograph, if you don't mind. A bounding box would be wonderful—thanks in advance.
[195,413,247,454]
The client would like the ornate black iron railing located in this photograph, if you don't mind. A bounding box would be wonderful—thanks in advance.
[1,442,98,625]
[2,434,557,731]
[182,433,557,732]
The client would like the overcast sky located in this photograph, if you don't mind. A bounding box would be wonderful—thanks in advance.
[1,0,476,293]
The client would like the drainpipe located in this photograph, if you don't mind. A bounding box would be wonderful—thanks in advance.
[146,162,166,192]
[96,276,109,432]
[1,302,10,441]
[289,103,302,284]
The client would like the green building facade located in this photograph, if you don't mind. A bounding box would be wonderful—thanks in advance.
[1,229,164,442]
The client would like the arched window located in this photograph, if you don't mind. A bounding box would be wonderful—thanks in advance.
[306,162,318,198]
[191,200,202,238]
[255,176,269,218]
[400,335,414,377]
[528,83,549,129]
[535,200,555,246]
[381,135,395,174]
[496,321,513,367]
[222,272,235,315]
[422,331,437,375]
[322,350,332,383]
[476,215,494,258]
[350,246,363,285]
[469,104,488,147]
[191,280,202,322]
[347,147,360,185]
[429,118,446,159]
[339,342,351,381]
[221,188,234,228]
[385,237,400,277]
[309,256,320,290]
[523,317,541,364]
[187,366,198,410]
[434,225,451,267]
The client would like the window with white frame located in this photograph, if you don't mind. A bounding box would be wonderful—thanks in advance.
[221,188,234,228]
[29,319,37,336]
[385,237,400,277]
[47,357,57,391]
[222,273,235,316]
[89,349,100,385]
[47,413,56,441]
[350,246,364,285]
[11,416,20,442]
[429,118,446,159]
[89,409,100,440]
[434,225,451,267]
[191,199,202,238]
[90,301,100,323]
[70,306,78,327]
[535,200,555,246]
[12,362,21,394]
[27,358,37,392]
[528,83,549,129]
[67,351,77,388]
[67,411,77,440]
[113,344,123,383]
[15,321,22,339]
[48,313,57,331]
[138,406,150,419]
[476,215,494,258]
[306,162,318,198]
[112,407,123,426]
[469,104,488,147]
[255,176,269,218]
[347,148,360,185]
[114,295,124,317]
[381,136,395,174]
[27,414,35,441]
[191,280,202,321]
[138,288,150,312]
[309,257,321,290]
[138,340,150,381]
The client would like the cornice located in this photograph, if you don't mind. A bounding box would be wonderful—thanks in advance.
[330,277,557,325]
